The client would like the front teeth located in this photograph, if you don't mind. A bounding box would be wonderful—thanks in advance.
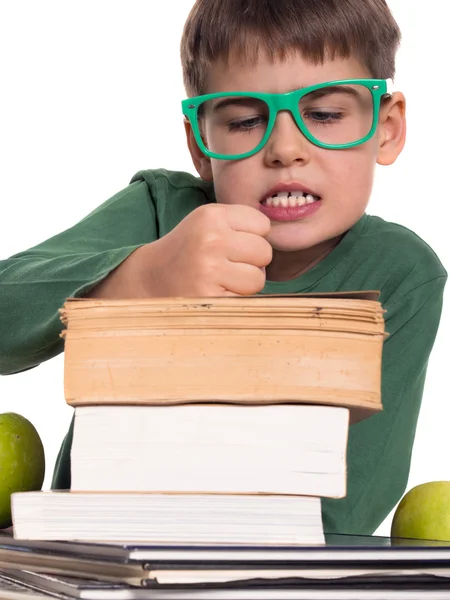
[264,192,319,207]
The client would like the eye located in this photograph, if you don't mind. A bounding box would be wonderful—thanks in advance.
[303,110,344,124]
[227,115,267,132]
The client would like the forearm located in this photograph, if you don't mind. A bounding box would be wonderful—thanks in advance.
[0,247,141,375]
[1,180,159,375]
[85,243,160,300]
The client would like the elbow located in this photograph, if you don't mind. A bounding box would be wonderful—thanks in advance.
[0,339,64,376]
[0,361,38,376]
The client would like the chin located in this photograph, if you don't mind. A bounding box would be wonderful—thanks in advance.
[267,231,319,253]
[268,219,350,253]
[268,239,313,253]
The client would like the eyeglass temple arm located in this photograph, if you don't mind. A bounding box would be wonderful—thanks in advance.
[382,78,394,99]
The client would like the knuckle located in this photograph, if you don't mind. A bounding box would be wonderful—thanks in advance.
[198,203,225,222]
[253,237,272,266]
[199,229,223,252]
[197,255,222,283]
[259,213,272,234]
[194,205,225,237]
[256,268,266,289]
[261,239,273,264]
[249,267,266,292]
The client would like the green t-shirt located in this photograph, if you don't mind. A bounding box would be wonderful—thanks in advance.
[0,168,447,535]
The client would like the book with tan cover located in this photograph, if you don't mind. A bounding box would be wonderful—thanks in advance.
[60,292,387,424]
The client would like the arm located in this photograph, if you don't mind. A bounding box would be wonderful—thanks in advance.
[322,273,447,534]
[0,180,157,375]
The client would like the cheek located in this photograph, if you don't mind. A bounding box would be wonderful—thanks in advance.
[210,159,258,205]
[324,146,377,200]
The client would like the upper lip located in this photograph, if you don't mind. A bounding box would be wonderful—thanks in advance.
[261,182,321,202]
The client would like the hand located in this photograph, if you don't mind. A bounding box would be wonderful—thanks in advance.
[139,203,272,297]
[86,204,272,299]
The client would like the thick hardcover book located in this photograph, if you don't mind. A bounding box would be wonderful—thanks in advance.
[60,292,386,423]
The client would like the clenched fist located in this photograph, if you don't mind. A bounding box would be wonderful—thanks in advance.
[88,204,272,299]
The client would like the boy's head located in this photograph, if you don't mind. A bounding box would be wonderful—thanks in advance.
[180,0,406,263]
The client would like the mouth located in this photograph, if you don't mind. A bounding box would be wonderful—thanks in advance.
[259,183,322,222]
[261,190,321,208]
[260,184,321,208]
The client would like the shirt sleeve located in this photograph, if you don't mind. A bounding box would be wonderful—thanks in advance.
[322,273,447,535]
[0,180,158,375]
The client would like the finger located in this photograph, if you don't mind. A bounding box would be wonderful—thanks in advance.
[220,262,266,296]
[226,204,271,237]
[219,289,241,297]
[226,232,273,268]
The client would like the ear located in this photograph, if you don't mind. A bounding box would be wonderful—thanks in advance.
[184,119,213,181]
[377,92,407,166]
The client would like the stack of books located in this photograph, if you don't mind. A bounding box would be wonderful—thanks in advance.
[11,292,387,546]
[4,530,450,598]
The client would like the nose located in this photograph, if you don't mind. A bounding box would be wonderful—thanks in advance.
[264,111,312,167]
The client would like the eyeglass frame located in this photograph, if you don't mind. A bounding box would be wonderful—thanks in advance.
[182,78,393,160]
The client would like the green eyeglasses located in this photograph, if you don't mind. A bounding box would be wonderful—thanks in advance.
[182,79,392,160]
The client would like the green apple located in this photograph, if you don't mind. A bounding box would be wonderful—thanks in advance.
[391,481,450,542]
[0,413,45,529]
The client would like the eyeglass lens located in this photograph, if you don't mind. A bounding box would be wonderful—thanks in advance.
[198,84,374,154]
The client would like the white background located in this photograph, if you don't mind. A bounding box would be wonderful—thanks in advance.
[0,1,448,537]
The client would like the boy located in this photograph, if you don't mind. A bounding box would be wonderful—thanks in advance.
[0,0,446,536]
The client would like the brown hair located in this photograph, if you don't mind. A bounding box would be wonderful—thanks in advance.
[180,0,401,97]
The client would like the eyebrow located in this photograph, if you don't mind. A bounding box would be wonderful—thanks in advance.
[209,85,361,112]
[303,85,360,100]
[211,97,265,113]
